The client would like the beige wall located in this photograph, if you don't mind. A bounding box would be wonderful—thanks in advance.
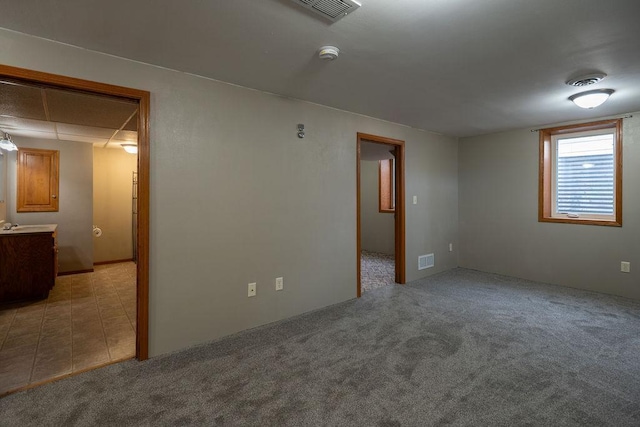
[360,160,394,254]
[93,147,137,263]
[0,29,459,357]
[459,114,640,300]
[6,136,93,272]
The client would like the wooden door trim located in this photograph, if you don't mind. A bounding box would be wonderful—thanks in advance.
[0,64,151,360]
[356,132,406,298]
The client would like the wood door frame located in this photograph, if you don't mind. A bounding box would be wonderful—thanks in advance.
[357,132,406,297]
[0,64,151,360]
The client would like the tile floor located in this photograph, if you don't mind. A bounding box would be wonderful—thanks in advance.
[361,250,396,292]
[0,262,136,395]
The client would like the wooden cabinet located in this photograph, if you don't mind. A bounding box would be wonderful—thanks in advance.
[0,227,58,302]
[17,147,59,212]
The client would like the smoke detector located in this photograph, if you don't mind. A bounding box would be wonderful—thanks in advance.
[318,46,340,61]
[290,0,361,23]
[566,72,607,87]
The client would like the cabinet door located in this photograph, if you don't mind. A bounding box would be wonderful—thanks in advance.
[17,147,59,212]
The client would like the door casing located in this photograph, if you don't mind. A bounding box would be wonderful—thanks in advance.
[356,132,406,297]
[0,64,151,360]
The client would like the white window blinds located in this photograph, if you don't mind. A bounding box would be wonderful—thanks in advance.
[555,133,614,215]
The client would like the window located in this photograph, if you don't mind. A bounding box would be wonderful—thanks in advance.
[539,119,622,226]
[378,159,395,213]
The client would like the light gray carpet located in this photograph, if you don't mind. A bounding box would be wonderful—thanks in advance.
[1,268,639,426]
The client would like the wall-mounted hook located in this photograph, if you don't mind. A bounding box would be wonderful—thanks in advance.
[297,124,305,139]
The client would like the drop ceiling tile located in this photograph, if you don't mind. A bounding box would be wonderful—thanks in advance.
[57,133,109,145]
[46,88,138,129]
[123,111,138,131]
[99,142,123,150]
[0,81,47,120]
[55,122,116,139]
[113,130,138,143]
[0,116,56,133]
[1,128,57,140]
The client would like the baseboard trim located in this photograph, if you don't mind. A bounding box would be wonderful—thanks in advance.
[93,258,134,266]
[58,268,94,276]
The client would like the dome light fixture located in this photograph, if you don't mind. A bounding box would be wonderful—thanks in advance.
[121,144,138,154]
[0,132,18,151]
[569,89,614,109]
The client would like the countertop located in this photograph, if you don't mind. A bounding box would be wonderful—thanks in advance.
[0,224,58,235]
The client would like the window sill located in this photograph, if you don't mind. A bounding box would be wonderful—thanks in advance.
[539,216,621,227]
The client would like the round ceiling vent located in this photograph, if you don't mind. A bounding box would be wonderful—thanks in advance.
[318,46,340,61]
[566,72,607,87]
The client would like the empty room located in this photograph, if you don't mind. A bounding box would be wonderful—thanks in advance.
[0,0,638,425]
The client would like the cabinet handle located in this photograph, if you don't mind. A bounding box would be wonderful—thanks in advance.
[52,195,57,199]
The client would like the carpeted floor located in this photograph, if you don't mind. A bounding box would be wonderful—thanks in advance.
[1,268,639,426]
[361,250,395,292]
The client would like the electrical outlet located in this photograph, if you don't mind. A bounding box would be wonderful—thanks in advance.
[449,243,453,252]
[248,282,256,297]
[275,277,283,291]
[621,261,631,273]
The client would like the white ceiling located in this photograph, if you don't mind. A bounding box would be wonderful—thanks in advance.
[1,0,639,137]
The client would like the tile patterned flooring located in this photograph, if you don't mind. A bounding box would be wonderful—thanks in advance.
[361,250,396,292]
[0,262,136,395]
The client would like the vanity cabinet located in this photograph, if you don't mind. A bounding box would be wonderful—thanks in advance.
[0,226,58,303]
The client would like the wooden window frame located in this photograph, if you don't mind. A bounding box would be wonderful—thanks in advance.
[539,118,622,227]
[378,159,394,213]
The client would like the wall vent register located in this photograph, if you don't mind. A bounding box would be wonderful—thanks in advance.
[290,0,361,22]
[418,254,434,270]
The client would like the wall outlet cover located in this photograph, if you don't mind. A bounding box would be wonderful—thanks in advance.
[621,261,631,273]
[248,282,257,297]
[275,277,283,291]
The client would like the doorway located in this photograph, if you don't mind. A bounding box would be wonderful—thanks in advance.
[0,65,149,393]
[356,133,405,297]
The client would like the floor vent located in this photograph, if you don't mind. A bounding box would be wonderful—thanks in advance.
[418,254,434,270]
[290,0,361,23]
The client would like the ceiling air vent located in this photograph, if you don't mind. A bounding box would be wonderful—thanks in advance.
[291,0,361,23]
[566,73,607,87]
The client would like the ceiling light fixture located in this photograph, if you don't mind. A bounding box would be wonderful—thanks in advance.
[0,132,18,151]
[569,89,614,109]
[121,144,138,154]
